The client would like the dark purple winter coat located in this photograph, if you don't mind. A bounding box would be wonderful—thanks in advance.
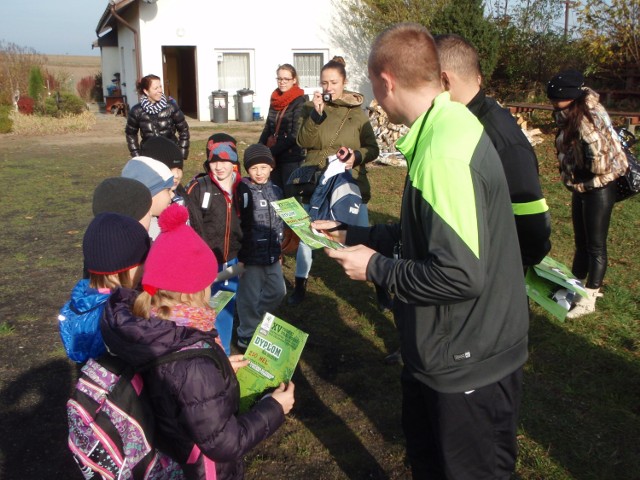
[100,287,285,480]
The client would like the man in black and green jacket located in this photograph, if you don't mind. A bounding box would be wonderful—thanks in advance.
[316,23,529,479]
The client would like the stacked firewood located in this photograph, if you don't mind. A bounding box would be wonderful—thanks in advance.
[368,100,544,167]
[512,113,544,147]
[368,100,409,167]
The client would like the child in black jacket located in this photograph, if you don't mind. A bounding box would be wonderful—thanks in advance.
[186,133,242,355]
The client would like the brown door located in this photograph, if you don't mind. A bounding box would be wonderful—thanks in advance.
[161,46,197,117]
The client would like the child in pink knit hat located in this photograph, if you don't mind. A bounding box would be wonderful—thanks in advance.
[120,203,295,478]
[133,203,222,343]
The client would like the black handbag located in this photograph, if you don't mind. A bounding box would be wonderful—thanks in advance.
[614,150,640,202]
[285,165,322,199]
[614,127,640,202]
[286,107,351,201]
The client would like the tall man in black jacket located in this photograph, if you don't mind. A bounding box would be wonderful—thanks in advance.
[436,33,552,270]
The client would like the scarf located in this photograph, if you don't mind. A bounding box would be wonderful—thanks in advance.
[151,304,223,348]
[140,93,168,115]
[270,85,305,111]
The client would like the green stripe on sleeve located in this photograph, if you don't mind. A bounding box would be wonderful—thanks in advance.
[512,198,549,216]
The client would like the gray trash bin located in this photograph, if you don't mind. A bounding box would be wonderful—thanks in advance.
[212,90,228,123]
[236,88,254,122]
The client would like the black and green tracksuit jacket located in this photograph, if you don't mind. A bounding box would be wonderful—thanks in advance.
[347,93,529,393]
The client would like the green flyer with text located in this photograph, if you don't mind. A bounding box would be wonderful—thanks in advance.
[236,313,308,412]
[270,197,344,250]
[208,290,235,315]
[525,256,587,321]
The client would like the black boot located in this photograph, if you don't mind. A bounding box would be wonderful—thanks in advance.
[287,277,307,306]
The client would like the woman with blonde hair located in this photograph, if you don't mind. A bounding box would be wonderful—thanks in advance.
[101,203,295,479]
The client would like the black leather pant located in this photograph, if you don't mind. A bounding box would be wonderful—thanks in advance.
[571,181,617,288]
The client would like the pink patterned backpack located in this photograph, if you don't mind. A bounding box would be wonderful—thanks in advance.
[67,350,220,479]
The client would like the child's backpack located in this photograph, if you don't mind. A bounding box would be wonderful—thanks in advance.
[185,166,241,213]
[186,173,214,211]
[184,173,214,237]
[67,347,224,480]
[58,279,110,363]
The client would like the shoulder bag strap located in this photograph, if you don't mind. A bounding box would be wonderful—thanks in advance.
[138,347,228,379]
[273,104,289,137]
[318,107,352,170]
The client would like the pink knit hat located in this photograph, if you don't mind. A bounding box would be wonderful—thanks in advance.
[142,204,218,295]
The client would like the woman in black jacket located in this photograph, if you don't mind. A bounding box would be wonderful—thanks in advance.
[258,64,306,191]
[126,74,190,160]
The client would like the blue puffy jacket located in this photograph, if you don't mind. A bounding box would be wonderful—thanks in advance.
[58,279,110,363]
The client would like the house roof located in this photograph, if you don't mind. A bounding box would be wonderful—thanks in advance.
[93,28,118,49]
[95,0,136,36]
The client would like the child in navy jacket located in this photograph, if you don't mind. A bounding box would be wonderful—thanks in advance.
[234,144,286,348]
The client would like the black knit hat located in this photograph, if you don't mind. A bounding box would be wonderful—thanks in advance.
[546,69,585,101]
[243,143,275,170]
[83,212,151,275]
[141,136,184,169]
[92,177,152,221]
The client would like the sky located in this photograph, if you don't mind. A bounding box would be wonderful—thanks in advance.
[0,1,578,57]
[0,0,106,56]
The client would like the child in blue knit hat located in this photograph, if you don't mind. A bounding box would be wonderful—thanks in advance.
[122,156,175,239]
[58,213,151,363]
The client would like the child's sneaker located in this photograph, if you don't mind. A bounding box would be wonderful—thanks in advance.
[236,337,251,349]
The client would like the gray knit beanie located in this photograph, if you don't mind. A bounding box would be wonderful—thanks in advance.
[92,177,152,221]
[141,136,184,169]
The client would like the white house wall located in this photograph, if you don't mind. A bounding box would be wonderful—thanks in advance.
[106,8,138,106]
[106,0,373,121]
[121,29,139,103]
[101,47,121,97]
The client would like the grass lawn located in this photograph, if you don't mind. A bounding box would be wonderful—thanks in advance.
[0,120,638,479]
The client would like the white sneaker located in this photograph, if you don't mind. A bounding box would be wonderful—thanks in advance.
[566,288,602,319]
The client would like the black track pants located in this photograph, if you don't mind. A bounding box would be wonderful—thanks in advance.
[401,366,523,480]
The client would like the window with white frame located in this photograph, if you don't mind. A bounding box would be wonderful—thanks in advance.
[294,53,324,89]
[217,52,250,92]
